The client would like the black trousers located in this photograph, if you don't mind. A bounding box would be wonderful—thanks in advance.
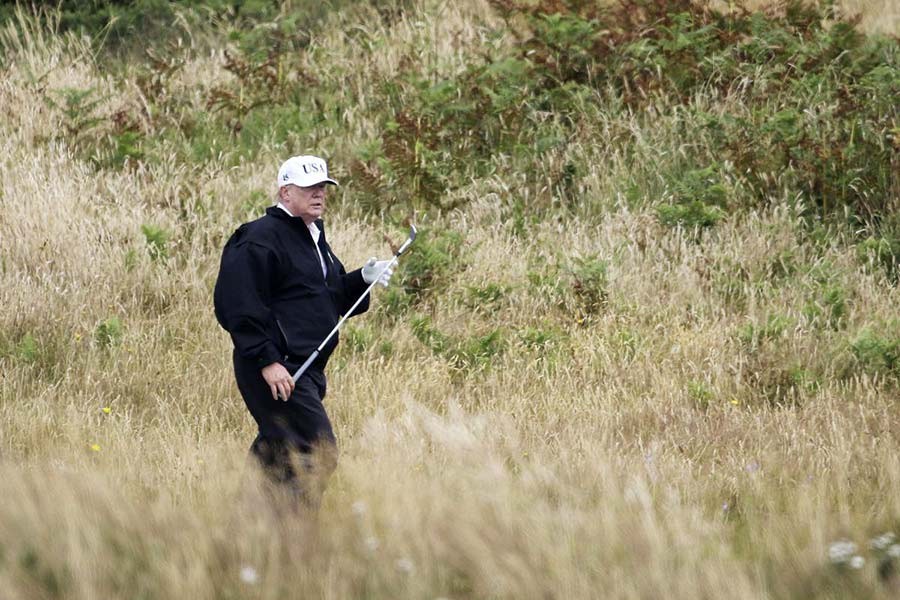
[233,349,338,508]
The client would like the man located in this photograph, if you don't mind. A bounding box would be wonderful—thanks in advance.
[214,154,393,509]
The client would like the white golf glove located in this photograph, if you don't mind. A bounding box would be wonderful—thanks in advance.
[361,257,394,287]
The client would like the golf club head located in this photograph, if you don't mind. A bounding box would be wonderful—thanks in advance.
[396,224,417,256]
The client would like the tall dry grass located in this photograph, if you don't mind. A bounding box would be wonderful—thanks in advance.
[1,1,898,598]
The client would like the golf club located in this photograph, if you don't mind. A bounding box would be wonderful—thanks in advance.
[287,224,417,386]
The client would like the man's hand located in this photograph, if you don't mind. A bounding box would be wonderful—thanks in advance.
[261,362,294,401]
[361,257,394,287]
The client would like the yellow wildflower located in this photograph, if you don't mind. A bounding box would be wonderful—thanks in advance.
[90,444,101,452]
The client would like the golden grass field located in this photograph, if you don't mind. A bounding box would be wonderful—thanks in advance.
[0,1,898,598]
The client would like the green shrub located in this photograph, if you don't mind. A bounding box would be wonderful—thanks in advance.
[9,0,897,238]
[464,282,511,314]
[613,328,640,361]
[377,340,394,358]
[410,315,505,373]
[141,224,169,261]
[94,317,124,349]
[486,0,898,226]
[569,255,608,316]
[738,314,791,351]
[378,287,414,319]
[15,333,39,363]
[102,131,144,167]
[859,232,900,284]
[124,248,139,272]
[518,326,560,350]
[236,190,271,220]
[688,380,714,410]
[0,1,279,56]
[393,229,464,303]
[657,200,726,230]
[450,329,505,372]
[410,315,450,356]
[751,363,818,407]
[803,285,848,330]
[45,87,105,153]
[656,166,728,230]
[342,325,374,355]
[526,256,566,291]
[850,327,899,378]
[787,366,820,395]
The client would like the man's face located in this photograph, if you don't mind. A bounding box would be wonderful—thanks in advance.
[280,183,328,224]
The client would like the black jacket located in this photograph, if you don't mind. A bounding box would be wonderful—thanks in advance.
[214,207,369,369]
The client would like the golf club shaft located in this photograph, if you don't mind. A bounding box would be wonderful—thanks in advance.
[291,256,400,383]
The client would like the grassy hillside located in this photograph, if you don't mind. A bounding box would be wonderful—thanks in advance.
[0,0,898,598]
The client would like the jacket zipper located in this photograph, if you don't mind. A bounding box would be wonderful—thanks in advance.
[276,319,290,360]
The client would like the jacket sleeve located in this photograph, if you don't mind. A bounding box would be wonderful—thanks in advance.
[336,266,370,317]
[213,237,284,367]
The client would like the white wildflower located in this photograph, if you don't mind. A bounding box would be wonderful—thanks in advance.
[850,555,865,569]
[888,544,900,558]
[828,540,858,565]
[870,532,896,551]
[396,557,415,574]
[240,566,259,585]
[351,500,367,517]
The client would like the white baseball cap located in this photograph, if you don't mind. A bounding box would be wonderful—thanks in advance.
[276,155,338,189]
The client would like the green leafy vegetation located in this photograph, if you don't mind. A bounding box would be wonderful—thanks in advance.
[569,254,609,318]
[411,315,505,373]
[15,333,39,363]
[387,228,465,309]
[657,166,729,230]
[850,325,900,378]
[140,224,169,261]
[5,0,894,243]
[94,317,124,349]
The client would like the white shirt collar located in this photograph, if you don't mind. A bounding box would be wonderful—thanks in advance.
[276,202,293,217]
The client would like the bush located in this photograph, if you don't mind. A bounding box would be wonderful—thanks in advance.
[464,283,511,315]
[94,317,124,349]
[688,380,714,410]
[858,228,900,284]
[342,324,375,355]
[410,315,505,373]
[850,326,899,378]
[518,326,561,350]
[484,0,898,225]
[738,314,792,352]
[656,166,729,229]
[392,228,465,303]
[803,284,848,330]
[15,333,40,363]
[569,255,608,317]
[141,224,169,261]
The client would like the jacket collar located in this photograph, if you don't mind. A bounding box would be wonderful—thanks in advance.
[266,206,325,228]
[265,207,327,243]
